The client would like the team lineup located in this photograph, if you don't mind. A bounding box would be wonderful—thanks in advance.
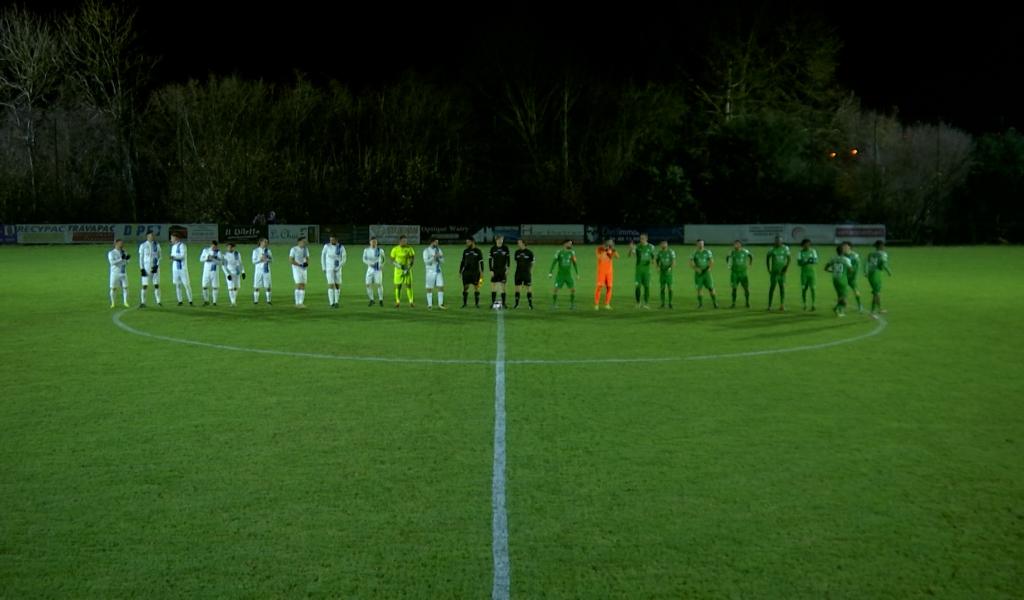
[108,232,893,316]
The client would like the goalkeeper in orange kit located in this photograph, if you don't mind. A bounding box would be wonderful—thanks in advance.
[594,239,619,310]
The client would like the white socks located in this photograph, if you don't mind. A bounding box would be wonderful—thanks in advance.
[427,292,433,307]
[366,286,374,300]
[175,285,183,303]
[295,289,305,305]
[109,289,115,304]
[328,288,339,305]
[154,288,161,303]
[377,285,384,301]
[438,291,444,306]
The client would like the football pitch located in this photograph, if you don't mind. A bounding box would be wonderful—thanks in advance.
[2,244,1022,598]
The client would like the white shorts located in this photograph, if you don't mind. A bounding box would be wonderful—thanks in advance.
[425,270,445,289]
[109,272,128,289]
[253,270,272,289]
[365,268,382,286]
[325,269,341,285]
[141,272,159,286]
[202,270,220,288]
[172,266,190,285]
[292,266,308,285]
[224,270,242,288]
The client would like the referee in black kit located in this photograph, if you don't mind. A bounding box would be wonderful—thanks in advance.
[460,237,485,308]
[489,234,512,308]
[513,238,535,309]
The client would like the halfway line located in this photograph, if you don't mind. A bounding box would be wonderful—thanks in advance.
[492,311,511,600]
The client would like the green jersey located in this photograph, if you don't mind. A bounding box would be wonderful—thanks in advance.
[656,249,676,271]
[866,251,890,275]
[727,248,753,273]
[797,248,819,274]
[826,256,853,281]
[550,249,578,275]
[634,243,656,270]
[846,251,861,275]
[690,249,713,271]
[767,245,791,273]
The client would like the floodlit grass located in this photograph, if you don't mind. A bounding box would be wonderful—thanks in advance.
[1,244,1022,597]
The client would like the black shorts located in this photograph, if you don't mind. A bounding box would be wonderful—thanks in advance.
[514,273,532,286]
[462,272,481,286]
[491,270,508,284]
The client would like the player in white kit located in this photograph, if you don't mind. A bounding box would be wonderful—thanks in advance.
[138,231,162,307]
[422,237,447,310]
[362,236,385,307]
[289,237,310,308]
[169,233,194,306]
[222,242,246,306]
[199,240,223,306]
[321,235,347,308]
[107,239,130,308]
[252,238,273,304]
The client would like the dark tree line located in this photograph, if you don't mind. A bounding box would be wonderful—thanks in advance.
[2,2,1021,242]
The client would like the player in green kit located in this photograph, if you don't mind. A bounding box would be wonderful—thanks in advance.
[629,233,656,309]
[766,235,791,311]
[842,242,864,312]
[688,239,718,308]
[726,240,753,308]
[797,238,819,311]
[548,239,579,309]
[865,240,893,315]
[824,244,853,317]
[655,240,676,308]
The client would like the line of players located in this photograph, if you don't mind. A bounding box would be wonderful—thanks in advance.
[107,232,891,315]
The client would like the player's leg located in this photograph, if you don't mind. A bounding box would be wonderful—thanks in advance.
[851,277,863,311]
[499,280,507,308]
[777,274,785,311]
[526,283,533,308]
[265,273,273,304]
[634,275,642,306]
[642,272,651,306]
[604,276,614,308]
[140,275,148,306]
[695,273,704,308]
[514,281,522,308]
[211,275,219,305]
[153,273,161,305]
[767,274,776,310]
[742,277,750,308]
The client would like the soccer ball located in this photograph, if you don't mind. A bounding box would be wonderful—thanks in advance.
[492,301,502,310]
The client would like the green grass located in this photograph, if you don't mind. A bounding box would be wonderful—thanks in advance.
[1,244,1022,598]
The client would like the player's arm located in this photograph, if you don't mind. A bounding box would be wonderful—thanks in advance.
[783,251,791,272]
[321,246,329,271]
[549,254,558,275]
[489,252,494,274]
[690,256,699,271]
[766,254,772,272]
[572,253,579,277]
[707,257,714,271]
[628,241,636,257]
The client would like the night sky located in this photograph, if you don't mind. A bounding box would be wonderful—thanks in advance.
[10,1,1023,134]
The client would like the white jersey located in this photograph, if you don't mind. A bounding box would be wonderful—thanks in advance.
[252,246,273,288]
[290,245,310,284]
[108,248,128,274]
[108,248,128,288]
[170,241,189,273]
[138,240,161,274]
[423,246,445,288]
[363,247,384,272]
[222,249,245,276]
[321,243,347,271]
[199,247,223,274]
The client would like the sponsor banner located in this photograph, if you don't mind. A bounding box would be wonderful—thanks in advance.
[268,224,320,244]
[219,224,267,245]
[421,225,473,243]
[320,224,362,245]
[17,223,116,244]
[369,224,420,245]
[168,223,219,243]
[1,224,19,244]
[835,224,886,245]
[471,225,520,244]
[785,224,836,245]
[587,225,686,244]
[115,223,171,243]
[684,224,886,245]
[520,224,584,244]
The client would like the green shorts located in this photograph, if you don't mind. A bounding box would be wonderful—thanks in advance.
[730,272,749,288]
[659,270,674,286]
[868,271,883,294]
[635,269,652,287]
[800,270,816,287]
[694,271,714,291]
[846,273,859,291]
[769,271,786,285]
[554,273,575,289]
[832,278,849,299]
